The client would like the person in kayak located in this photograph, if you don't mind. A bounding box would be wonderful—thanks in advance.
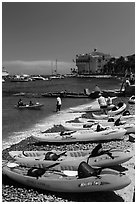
[98,93,107,114]
[17,99,24,107]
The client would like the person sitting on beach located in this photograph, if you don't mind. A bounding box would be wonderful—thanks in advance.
[17,99,24,107]
[94,85,101,97]
[98,93,107,114]
[106,97,112,106]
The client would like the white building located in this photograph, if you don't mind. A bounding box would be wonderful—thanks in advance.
[76,49,111,75]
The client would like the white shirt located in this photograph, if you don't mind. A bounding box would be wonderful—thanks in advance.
[98,96,107,106]
[57,97,61,105]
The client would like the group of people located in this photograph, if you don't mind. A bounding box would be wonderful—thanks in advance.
[17,99,34,107]
[97,93,112,114]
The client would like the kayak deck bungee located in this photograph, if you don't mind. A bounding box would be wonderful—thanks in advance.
[2,161,131,192]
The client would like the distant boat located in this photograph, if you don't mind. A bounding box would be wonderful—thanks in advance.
[10,75,30,82]
[31,75,48,81]
[2,67,9,77]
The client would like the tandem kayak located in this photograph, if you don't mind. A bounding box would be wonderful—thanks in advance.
[9,145,133,168]
[2,161,131,192]
[15,103,44,110]
[32,128,126,143]
[91,113,135,121]
[61,121,135,133]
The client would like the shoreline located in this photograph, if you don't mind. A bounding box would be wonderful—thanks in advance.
[2,96,135,202]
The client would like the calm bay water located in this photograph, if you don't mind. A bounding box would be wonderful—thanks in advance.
[2,77,121,149]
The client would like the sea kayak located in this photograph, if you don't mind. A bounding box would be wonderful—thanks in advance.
[107,102,126,116]
[91,113,135,121]
[9,146,133,168]
[61,121,135,133]
[32,128,126,143]
[2,161,131,192]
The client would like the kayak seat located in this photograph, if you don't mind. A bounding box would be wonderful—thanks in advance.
[89,143,114,159]
[108,118,114,122]
[27,167,46,179]
[78,161,101,179]
[117,102,123,108]
[44,152,58,161]
[96,124,107,132]
[114,118,123,126]
[112,106,118,111]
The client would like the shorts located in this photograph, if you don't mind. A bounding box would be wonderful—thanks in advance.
[100,105,107,109]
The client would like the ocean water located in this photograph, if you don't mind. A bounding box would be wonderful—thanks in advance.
[2,77,122,149]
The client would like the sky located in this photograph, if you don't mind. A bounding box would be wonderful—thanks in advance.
[2,1,135,75]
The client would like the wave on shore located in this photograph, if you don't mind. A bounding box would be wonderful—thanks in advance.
[2,100,97,150]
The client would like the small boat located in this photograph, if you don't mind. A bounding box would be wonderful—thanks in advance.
[128,96,135,104]
[92,112,135,121]
[32,128,126,143]
[15,103,44,110]
[61,121,135,133]
[2,161,131,192]
[9,144,133,168]
[107,102,126,116]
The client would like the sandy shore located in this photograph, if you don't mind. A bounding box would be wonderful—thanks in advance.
[2,97,135,202]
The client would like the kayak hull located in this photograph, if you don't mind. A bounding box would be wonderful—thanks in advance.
[32,128,126,143]
[9,149,133,168]
[2,163,131,192]
[62,122,135,133]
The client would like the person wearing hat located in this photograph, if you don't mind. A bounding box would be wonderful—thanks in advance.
[98,94,107,114]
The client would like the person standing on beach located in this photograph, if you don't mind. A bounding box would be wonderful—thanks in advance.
[94,85,101,97]
[56,97,62,112]
[98,93,107,114]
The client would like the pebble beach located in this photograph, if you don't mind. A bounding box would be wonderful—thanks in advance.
[2,96,135,202]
